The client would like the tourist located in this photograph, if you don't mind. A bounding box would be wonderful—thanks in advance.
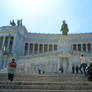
[38,65,41,74]
[88,58,92,81]
[72,64,75,74]
[85,64,90,78]
[8,58,17,82]
[79,54,87,75]
[76,65,79,74]
[59,66,63,74]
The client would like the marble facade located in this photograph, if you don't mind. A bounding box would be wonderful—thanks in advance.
[0,25,92,74]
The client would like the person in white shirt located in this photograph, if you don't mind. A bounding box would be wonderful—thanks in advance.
[79,54,87,74]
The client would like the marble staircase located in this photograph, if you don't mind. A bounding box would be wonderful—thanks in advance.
[0,74,92,92]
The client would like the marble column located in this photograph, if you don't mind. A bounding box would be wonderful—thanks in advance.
[52,44,54,52]
[23,44,25,56]
[12,35,16,55]
[48,44,49,52]
[76,44,78,52]
[86,44,88,53]
[28,43,30,55]
[8,37,10,49]
[7,37,11,54]
[32,44,35,55]
[81,44,83,52]
[2,36,5,50]
[38,44,39,54]
[43,44,44,53]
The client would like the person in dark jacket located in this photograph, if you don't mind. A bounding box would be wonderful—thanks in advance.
[72,64,75,74]
[76,65,79,74]
[88,59,92,81]
[59,66,63,74]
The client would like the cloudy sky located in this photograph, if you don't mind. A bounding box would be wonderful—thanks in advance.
[0,0,92,34]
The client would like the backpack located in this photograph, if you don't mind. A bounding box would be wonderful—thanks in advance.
[10,61,16,67]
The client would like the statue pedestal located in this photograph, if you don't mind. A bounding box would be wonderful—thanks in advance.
[58,36,71,53]
[58,36,72,73]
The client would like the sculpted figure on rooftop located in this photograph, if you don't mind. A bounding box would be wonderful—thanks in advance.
[60,20,69,35]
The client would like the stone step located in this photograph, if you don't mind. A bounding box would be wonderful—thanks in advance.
[0,84,92,90]
[0,74,87,81]
[16,75,85,78]
[0,78,88,82]
[0,75,85,78]
[0,73,91,91]
[1,81,89,84]
[1,81,92,85]
[0,89,92,92]
[0,73,86,77]
[0,76,86,80]
[0,79,88,82]
[0,77,88,82]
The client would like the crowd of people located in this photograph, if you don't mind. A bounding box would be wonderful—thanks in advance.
[79,54,92,81]
[71,54,92,81]
[58,53,92,81]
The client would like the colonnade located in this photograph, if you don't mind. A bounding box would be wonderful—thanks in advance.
[72,43,92,53]
[24,43,58,55]
[0,36,14,54]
